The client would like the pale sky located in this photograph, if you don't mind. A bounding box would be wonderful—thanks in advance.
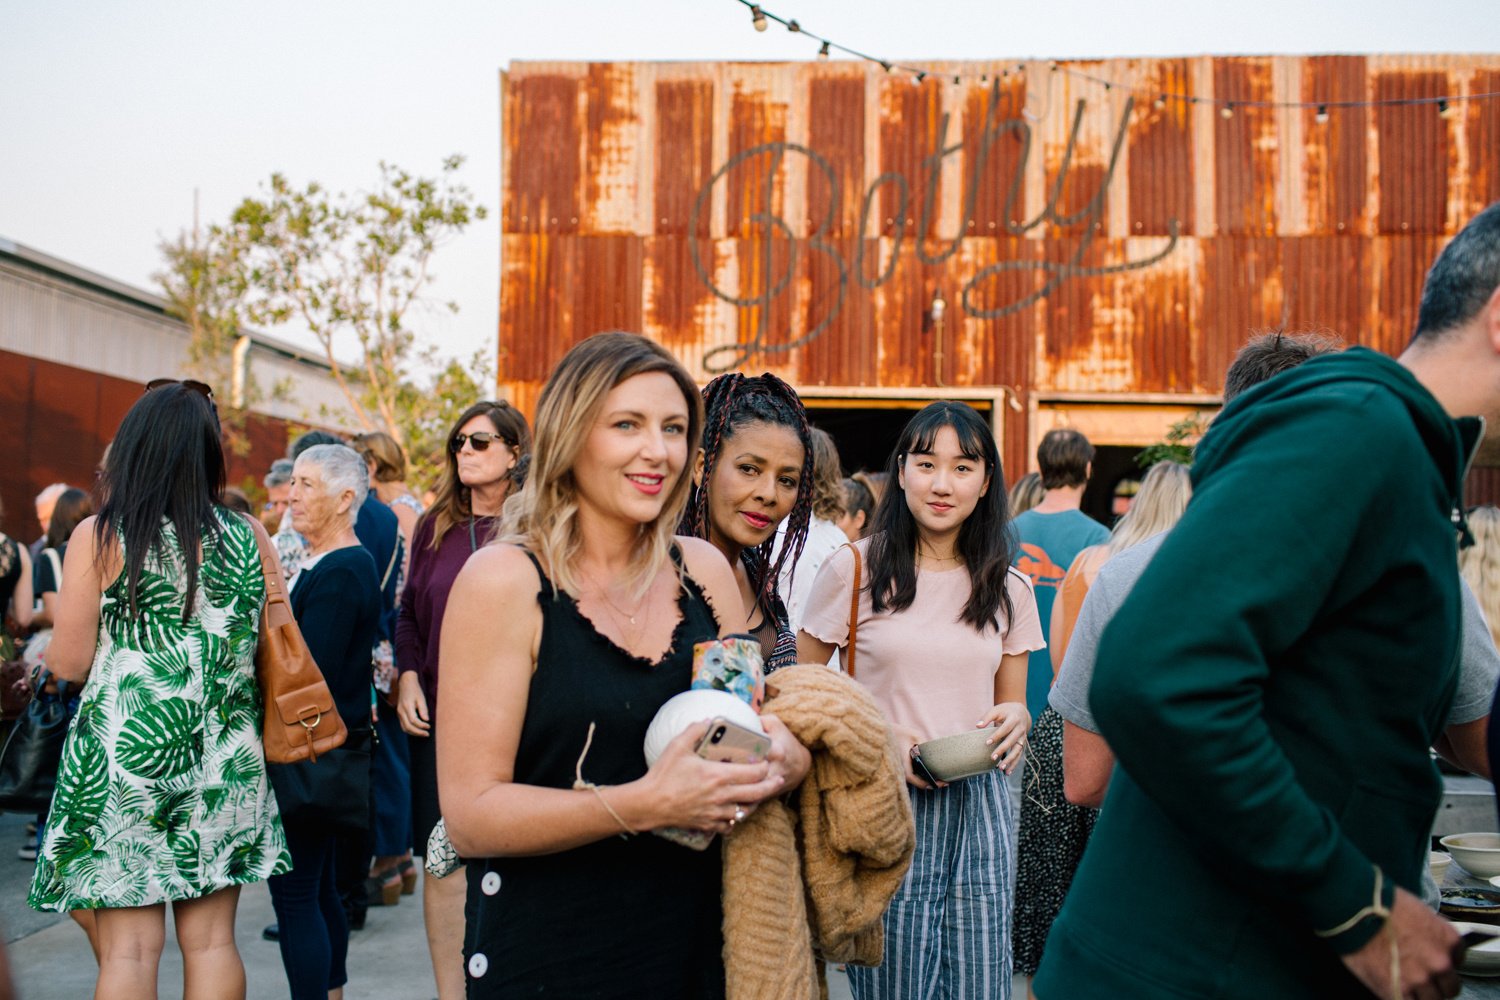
[3,1,1497,372]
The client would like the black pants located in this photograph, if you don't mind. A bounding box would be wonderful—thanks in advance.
[269,824,349,999]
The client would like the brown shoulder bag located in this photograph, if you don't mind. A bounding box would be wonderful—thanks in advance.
[241,515,347,764]
[845,543,861,679]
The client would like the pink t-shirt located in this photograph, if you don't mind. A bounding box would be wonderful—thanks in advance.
[800,539,1045,742]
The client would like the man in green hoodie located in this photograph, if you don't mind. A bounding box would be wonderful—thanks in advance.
[1034,201,1500,999]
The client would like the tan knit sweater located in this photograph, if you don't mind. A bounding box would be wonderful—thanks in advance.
[722,665,915,1000]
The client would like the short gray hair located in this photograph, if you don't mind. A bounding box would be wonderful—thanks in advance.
[264,459,294,489]
[295,444,368,516]
[35,483,67,506]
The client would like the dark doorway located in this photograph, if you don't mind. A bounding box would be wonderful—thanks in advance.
[1080,444,1142,529]
[803,401,994,478]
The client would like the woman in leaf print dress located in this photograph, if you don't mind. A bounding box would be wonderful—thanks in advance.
[28,381,289,1000]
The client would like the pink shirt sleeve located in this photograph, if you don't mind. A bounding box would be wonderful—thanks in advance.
[798,541,858,647]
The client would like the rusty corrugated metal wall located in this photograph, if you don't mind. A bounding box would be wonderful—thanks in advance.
[499,56,1500,481]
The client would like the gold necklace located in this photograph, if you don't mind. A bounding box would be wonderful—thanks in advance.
[581,567,650,626]
[918,547,962,565]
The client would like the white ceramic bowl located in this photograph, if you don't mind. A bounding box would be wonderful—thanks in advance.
[1452,921,1500,977]
[1431,851,1453,882]
[1441,833,1500,878]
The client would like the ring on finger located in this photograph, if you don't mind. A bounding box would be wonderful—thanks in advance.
[733,806,747,824]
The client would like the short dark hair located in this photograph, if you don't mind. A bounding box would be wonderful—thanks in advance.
[1036,429,1093,489]
[1414,201,1500,344]
[1223,331,1344,403]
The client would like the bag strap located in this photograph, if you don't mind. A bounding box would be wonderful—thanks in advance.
[238,514,293,632]
[379,529,400,591]
[845,543,861,680]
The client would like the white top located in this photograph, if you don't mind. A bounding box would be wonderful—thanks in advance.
[775,517,851,633]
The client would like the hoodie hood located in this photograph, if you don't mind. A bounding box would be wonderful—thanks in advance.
[1198,346,1483,544]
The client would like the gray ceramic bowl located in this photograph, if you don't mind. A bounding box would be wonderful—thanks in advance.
[916,727,1000,782]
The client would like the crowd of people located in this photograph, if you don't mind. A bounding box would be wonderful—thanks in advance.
[1,200,1499,1000]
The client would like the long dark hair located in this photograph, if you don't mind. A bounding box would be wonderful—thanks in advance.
[426,400,531,550]
[94,383,226,620]
[680,373,815,612]
[867,401,1016,633]
[47,488,94,550]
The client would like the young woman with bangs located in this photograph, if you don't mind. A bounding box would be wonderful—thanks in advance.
[438,333,808,999]
[797,400,1043,1000]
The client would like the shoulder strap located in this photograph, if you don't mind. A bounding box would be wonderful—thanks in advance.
[379,530,401,590]
[238,514,293,631]
[845,543,861,679]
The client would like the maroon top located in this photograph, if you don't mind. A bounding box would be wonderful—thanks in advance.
[395,512,500,718]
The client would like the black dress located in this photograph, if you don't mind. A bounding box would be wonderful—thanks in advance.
[463,549,726,999]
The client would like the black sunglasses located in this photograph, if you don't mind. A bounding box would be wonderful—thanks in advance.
[451,431,506,453]
[146,378,215,399]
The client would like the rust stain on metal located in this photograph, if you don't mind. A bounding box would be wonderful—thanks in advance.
[1213,59,1279,236]
[726,88,788,239]
[504,74,582,235]
[1301,56,1369,234]
[1375,70,1450,234]
[499,55,1500,443]
[655,79,715,237]
[1128,59,1194,236]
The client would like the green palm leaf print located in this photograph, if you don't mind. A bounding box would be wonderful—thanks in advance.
[51,736,109,829]
[101,569,187,651]
[169,829,201,887]
[116,698,204,780]
[143,644,194,692]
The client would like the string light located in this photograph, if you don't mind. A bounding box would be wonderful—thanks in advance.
[730,0,1499,118]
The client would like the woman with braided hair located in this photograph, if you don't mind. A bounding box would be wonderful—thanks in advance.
[680,372,815,673]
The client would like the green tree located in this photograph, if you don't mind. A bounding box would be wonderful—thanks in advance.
[1136,413,1208,469]
[222,155,487,448]
[393,347,496,496]
[155,225,259,455]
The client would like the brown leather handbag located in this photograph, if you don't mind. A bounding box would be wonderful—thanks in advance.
[241,515,347,764]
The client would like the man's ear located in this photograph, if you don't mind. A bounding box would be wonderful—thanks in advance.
[1483,284,1500,356]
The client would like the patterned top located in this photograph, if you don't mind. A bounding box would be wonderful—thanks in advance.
[29,510,290,911]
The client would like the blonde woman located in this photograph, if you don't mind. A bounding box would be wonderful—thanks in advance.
[1007,471,1044,516]
[1460,504,1500,649]
[1012,459,1192,977]
[1048,461,1194,671]
[439,333,806,998]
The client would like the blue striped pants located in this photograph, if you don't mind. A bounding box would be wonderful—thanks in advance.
[848,768,1017,1000]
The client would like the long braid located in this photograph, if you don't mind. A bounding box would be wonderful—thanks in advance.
[681,372,815,616]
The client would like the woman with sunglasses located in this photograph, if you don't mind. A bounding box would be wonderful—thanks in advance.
[395,400,529,1000]
[28,380,289,1000]
[797,401,1042,1000]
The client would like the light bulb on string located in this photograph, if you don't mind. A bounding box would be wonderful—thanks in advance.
[786,19,799,32]
[915,71,926,86]
[881,61,892,73]
[1221,103,1236,119]
[1315,104,1330,124]
[817,40,830,60]
[953,75,961,86]
[1154,95,1167,110]
[1438,99,1455,119]
[750,5,767,31]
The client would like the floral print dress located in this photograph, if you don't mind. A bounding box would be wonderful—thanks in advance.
[29,511,290,911]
